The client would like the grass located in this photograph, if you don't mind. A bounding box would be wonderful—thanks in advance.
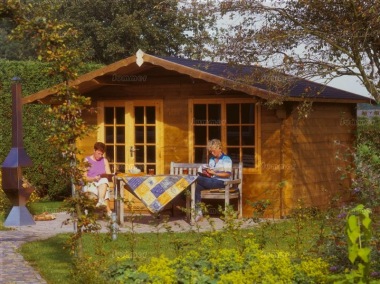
[0,201,64,231]
[19,217,325,284]
[0,212,10,230]
[27,201,65,215]
[20,231,201,283]
[20,234,73,284]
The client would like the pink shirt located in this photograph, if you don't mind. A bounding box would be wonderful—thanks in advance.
[86,156,106,177]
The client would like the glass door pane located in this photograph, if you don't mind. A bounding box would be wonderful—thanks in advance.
[134,106,156,174]
[104,106,126,173]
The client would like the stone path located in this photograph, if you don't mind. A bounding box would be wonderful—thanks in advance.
[0,212,75,284]
[0,212,255,283]
[0,231,48,284]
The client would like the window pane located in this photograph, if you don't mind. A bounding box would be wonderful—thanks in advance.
[147,146,156,162]
[116,146,125,163]
[105,107,114,124]
[135,126,144,143]
[116,107,125,124]
[194,104,206,122]
[194,147,207,163]
[135,164,144,172]
[208,104,221,122]
[135,145,144,162]
[226,104,240,124]
[135,106,144,124]
[105,127,114,143]
[106,147,114,163]
[147,165,156,174]
[241,126,254,145]
[147,126,155,143]
[241,103,255,124]
[117,164,125,173]
[146,106,155,124]
[209,126,221,140]
[116,127,125,143]
[242,148,255,167]
[227,147,240,164]
[227,126,240,145]
[194,126,207,145]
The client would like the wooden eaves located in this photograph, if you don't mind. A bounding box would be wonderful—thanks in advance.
[22,50,373,105]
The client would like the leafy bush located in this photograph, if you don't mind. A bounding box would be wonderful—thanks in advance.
[0,172,12,215]
[329,116,380,278]
[0,59,102,202]
[108,237,330,283]
[357,116,380,152]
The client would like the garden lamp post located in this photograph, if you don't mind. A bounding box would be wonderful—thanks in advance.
[1,77,35,226]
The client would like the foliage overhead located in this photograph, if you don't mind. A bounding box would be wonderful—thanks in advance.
[1,0,103,256]
[1,0,93,182]
[196,0,380,102]
[0,0,217,64]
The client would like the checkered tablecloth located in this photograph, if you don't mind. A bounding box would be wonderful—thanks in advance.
[122,175,198,213]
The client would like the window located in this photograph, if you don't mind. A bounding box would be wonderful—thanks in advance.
[191,100,259,169]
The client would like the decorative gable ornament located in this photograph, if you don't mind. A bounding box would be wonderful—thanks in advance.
[136,49,144,67]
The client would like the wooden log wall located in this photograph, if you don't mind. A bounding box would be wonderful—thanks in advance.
[244,102,355,218]
[289,103,355,214]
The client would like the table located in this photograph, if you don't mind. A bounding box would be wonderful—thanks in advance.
[117,175,198,223]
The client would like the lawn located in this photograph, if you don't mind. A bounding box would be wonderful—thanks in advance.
[27,201,65,215]
[0,212,9,230]
[19,217,328,283]
[11,202,380,283]
[20,231,198,283]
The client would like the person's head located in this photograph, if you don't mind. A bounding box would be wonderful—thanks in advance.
[207,139,223,158]
[93,142,106,160]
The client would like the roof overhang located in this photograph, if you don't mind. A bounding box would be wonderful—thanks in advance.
[22,49,374,105]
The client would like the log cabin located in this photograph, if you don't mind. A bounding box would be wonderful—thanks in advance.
[23,50,373,218]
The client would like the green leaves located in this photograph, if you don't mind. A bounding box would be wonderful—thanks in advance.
[345,204,372,282]
[196,0,380,102]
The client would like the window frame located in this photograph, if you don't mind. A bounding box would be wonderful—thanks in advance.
[188,98,261,174]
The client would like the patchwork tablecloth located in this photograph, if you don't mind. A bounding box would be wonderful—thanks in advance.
[121,175,198,213]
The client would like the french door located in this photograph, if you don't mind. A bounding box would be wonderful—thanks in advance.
[98,100,163,174]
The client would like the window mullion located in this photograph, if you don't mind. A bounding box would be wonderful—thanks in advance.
[221,101,227,149]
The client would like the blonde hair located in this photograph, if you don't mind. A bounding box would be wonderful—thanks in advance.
[207,139,223,150]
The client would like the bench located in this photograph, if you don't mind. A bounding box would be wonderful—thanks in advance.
[170,162,243,223]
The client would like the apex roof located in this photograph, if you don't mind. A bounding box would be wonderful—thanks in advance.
[23,49,373,104]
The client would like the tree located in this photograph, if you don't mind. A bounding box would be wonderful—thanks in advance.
[0,17,36,60]
[1,0,99,256]
[0,0,217,64]
[57,0,187,63]
[196,0,380,102]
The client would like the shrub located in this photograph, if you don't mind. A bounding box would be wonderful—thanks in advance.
[332,117,380,277]
[138,256,177,284]
[0,172,12,216]
[107,236,330,283]
[0,59,102,201]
